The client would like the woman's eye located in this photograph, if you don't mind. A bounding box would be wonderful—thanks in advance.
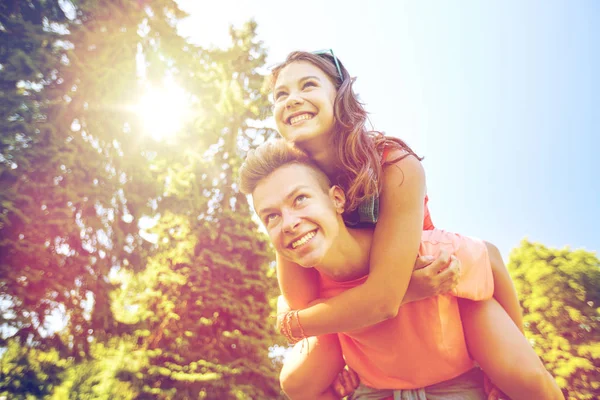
[274,91,287,100]
[303,81,316,89]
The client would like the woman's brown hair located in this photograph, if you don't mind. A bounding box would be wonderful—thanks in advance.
[270,51,422,212]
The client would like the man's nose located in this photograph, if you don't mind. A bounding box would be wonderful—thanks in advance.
[282,211,301,233]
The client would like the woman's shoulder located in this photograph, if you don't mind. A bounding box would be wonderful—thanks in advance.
[382,146,423,171]
[380,146,426,194]
[374,133,422,164]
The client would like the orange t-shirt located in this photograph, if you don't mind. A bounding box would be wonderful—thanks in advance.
[317,230,493,389]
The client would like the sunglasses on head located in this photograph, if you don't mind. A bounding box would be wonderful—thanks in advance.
[312,49,343,82]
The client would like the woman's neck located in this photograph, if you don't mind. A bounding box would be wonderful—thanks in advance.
[297,137,338,177]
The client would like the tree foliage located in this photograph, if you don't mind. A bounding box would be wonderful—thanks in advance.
[508,240,600,400]
[1,0,281,398]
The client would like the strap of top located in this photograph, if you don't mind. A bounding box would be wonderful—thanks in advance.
[344,145,435,229]
[344,148,390,226]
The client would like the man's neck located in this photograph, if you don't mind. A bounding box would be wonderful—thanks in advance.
[316,227,373,282]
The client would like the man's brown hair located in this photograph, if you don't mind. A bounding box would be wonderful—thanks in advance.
[239,139,331,196]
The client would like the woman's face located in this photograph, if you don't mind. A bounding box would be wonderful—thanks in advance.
[273,61,338,148]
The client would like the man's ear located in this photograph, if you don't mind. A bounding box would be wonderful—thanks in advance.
[329,185,346,214]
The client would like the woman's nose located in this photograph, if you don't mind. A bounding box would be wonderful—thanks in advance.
[285,93,303,109]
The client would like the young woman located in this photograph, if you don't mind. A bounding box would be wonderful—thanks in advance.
[265,50,562,400]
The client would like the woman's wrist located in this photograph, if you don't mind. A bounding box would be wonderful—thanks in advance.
[279,310,307,344]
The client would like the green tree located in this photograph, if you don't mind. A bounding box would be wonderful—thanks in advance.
[0,0,173,358]
[0,339,66,399]
[2,0,281,398]
[508,240,600,399]
[51,338,140,399]
[109,22,283,399]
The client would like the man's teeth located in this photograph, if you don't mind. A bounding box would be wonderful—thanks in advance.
[290,114,313,125]
[292,231,316,249]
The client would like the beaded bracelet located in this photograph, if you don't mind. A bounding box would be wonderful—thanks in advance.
[279,310,308,345]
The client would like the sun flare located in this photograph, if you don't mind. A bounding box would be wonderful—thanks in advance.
[135,83,189,141]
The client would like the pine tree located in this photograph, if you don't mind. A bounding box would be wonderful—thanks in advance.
[2,1,282,397]
[508,240,600,399]
[109,21,283,400]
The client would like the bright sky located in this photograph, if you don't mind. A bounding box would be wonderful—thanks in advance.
[177,0,599,259]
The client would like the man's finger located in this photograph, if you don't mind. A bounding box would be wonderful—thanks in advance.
[336,369,347,393]
[332,379,346,398]
[341,369,354,393]
[346,367,360,389]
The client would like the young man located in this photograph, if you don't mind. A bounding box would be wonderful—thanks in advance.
[239,140,560,400]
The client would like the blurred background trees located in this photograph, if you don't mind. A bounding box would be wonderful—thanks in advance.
[1,0,281,398]
[508,240,600,400]
[0,1,598,399]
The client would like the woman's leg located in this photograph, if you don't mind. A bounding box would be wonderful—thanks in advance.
[484,241,524,331]
[459,297,563,400]
[279,334,346,400]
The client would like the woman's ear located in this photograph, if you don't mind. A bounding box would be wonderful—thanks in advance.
[329,185,346,214]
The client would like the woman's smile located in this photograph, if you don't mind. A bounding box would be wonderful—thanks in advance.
[288,113,315,125]
[273,61,337,147]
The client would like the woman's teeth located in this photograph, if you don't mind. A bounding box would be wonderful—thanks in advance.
[292,231,316,249]
[290,113,313,125]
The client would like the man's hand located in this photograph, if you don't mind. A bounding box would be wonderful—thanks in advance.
[404,250,461,304]
[331,365,360,398]
[484,372,510,400]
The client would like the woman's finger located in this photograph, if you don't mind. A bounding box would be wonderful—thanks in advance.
[427,250,452,275]
[435,257,459,284]
[414,255,435,270]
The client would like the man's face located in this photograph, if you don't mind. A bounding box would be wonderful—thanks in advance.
[253,163,343,268]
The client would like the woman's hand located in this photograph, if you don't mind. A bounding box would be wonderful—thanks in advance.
[404,250,461,304]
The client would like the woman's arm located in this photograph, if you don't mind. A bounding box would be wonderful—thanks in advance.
[276,253,320,309]
[287,153,428,336]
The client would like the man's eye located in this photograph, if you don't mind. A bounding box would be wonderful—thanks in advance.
[265,213,279,224]
[295,194,308,205]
